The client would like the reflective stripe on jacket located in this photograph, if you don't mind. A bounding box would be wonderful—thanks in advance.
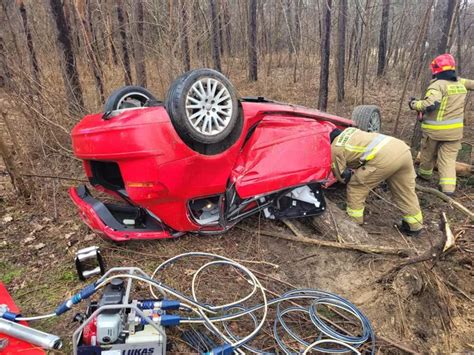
[331,128,394,183]
[413,77,474,140]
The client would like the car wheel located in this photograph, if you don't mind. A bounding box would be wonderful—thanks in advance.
[166,68,240,145]
[351,105,382,132]
[104,86,157,112]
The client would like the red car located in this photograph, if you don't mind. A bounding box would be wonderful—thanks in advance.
[70,69,381,242]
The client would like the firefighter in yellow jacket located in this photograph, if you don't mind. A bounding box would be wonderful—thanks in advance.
[330,128,423,235]
[409,54,474,195]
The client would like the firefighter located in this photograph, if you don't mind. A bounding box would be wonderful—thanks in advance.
[409,54,474,195]
[330,127,423,235]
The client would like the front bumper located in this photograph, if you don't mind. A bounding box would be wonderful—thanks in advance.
[69,185,173,242]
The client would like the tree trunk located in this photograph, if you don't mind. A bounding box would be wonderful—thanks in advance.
[0,36,12,89]
[437,0,457,54]
[336,0,346,102]
[377,0,390,76]
[311,199,372,244]
[75,0,105,104]
[317,0,332,111]
[393,0,434,136]
[180,0,191,72]
[218,4,225,56]
[248,0,257,81]
[294,0,302,53]
[116,0,132,85]
[284,0,294,56]
[359,0,374,104]
[209,0,221,72]
[456,3,462,74]
[18,1,41,91]
[49,0,84,115]
[223,0,232,57]
[0,122,30,198]
[133,0,147,87]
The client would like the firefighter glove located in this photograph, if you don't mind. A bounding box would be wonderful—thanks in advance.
[341,168,353,184]
[408,97,417,111]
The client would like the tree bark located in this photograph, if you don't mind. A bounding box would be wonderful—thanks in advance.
[310,199,373,244]
[49,0,84,115]
[18,1,41,91]
[75,0,105,104]
[437,0,457,54]
[377,0,390,76]
[0,117,30,198]
[336,0,346,102]
[180,0,191,72]
[393,0,434,136]
[116,0,132,85]
[248,0,258,81]
[209,0,221,72]
[223,0,232,57]
[317,0,332,111]
[133,0,147,87]
[294,0,302,53]
[0,36,11,88]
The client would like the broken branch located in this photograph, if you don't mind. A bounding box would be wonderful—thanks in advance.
[415,184,474,220]
[238,225,411,256]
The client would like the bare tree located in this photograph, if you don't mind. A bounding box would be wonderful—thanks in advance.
[437,0,458,53]
[377,0,390,76]
[209,0,221,72]
[133,0,147,87]
[336,0,347,102]
[248,0,258,81]
[318,0,332,111]
[49,0,84,115]
[0,36,11,88]
[180,0,191,72]
[75,0,105,104]
[18,1,40,91]
[223,1,232,57]
[116,0,132,85]
[0,113,30,198]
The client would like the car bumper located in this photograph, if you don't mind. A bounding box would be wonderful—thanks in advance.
[69,185,174,242]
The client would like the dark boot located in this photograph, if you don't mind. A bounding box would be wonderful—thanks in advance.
[399,220,421,237]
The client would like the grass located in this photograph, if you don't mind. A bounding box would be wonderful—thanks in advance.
[0,261,23,283]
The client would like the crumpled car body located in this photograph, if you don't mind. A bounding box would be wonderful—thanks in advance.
[70,99,354,241]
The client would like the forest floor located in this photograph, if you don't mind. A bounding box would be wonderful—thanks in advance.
[0,62,473,354]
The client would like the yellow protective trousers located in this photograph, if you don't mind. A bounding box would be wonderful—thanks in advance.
[419,135,461,193]
[346,147,423,231]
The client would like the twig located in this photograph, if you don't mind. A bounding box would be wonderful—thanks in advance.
[379,336,421,354]
[377,222,448,283]
[416,184,474,219]
[235,259,279,268]
[0,172,88,183]
[282,219,305,238]
[238,226,411,256]
[444,279,473,302]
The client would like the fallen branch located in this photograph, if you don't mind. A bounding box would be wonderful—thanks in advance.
[0,171,88,183]
[378,214,450,283]
[238,225,411,256]
[415,184,473,219]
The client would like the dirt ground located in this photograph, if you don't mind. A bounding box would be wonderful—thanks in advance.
[0,63,473,353]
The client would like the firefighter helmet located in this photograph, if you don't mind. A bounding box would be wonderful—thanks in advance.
[430,54,456,75]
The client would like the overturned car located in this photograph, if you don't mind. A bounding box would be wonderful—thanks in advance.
[70,69,381,241]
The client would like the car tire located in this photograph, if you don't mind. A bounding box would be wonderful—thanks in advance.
[351,105,382,132]
[104,86,157,112]
[166,68,240,145]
